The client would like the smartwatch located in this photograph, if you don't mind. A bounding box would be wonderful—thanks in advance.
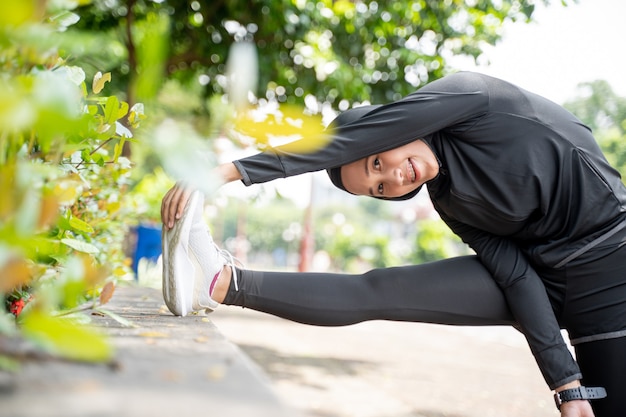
[554,386,607,410]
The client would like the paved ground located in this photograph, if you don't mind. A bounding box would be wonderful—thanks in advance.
[210,305,563,417]
[0,286,297,417]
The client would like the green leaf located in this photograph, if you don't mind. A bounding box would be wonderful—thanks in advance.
[61,238,99,254]
[94,307,136,328]
[68,216,94,234]
[113,136,126,162]
[92,152,105,167]
[117,101,129,120]
[103,95,120,125]
[48,11,80,31]
[21,309,112,362]
[80,148,91,163]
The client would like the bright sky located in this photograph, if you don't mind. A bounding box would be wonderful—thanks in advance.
[460,0,626,104]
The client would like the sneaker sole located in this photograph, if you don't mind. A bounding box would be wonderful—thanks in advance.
[162,191,201,316]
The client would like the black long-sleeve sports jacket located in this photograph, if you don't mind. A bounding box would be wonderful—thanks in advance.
[233,72,626,389]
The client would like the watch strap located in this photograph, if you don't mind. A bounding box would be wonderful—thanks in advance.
[554,386,607,410]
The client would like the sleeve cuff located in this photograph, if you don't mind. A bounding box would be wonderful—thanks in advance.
[232,160,252,186]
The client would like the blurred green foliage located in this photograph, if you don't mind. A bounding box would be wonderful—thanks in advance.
[0,0,144,365]
[564,80,626,179]
[410,219,469,263]
[214,196,401,272]
[213,195,459,272]
[68,0,542,109]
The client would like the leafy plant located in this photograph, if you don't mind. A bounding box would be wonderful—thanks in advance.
[0,1,144,366]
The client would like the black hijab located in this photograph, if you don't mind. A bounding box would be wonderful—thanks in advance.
[325,106,422,201]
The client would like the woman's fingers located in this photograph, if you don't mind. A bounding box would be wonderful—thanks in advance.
[161,184,193,229]
[160,187,175,229]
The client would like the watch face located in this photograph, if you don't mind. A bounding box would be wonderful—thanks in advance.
[553,387,580,410]
[554,392,564,410]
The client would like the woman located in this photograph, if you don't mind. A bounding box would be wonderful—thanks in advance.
[161,72,625,417]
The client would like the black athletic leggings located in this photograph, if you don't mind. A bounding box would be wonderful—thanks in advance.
[223,255,625,416]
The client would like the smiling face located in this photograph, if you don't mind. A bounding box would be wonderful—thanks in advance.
[340,139,439,199]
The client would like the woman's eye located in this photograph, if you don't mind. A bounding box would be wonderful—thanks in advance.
[378,183,384,194]
[373,158,380,169]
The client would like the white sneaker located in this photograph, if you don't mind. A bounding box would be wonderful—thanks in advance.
[188,222,239,313]
[162,191,238,316]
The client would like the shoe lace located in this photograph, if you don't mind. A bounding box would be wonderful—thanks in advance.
[217,246,243,291]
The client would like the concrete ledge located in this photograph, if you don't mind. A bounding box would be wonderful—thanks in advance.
[0,285,297,417]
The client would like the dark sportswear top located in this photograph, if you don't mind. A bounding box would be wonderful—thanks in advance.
[233,72,626,389]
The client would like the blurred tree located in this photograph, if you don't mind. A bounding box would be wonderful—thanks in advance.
[69,0,550,112]
[217,196,303,254]
[564,80,626,135]
[213,195,403,270]
[410,218,470,263]
[564,81,626,180]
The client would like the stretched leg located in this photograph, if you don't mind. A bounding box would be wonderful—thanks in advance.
[220,255,516,327]
[574,336,626,417]
[163,192,513,325]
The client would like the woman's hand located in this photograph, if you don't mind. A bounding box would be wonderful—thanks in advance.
[160,162,243,229]
[555,381,596,417]
[161,183,194,230]
[559,400,595,417]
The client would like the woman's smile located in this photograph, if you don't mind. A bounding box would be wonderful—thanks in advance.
[407,158,417,183]
[340,139,439,198]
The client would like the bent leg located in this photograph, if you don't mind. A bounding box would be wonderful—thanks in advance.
[574,336,626,417]
[223,255,515,327]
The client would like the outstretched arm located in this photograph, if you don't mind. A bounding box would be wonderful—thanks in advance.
[160,162,242,229]
[234,72,490,186]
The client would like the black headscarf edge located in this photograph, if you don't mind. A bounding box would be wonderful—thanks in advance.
[325,106,421,201]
